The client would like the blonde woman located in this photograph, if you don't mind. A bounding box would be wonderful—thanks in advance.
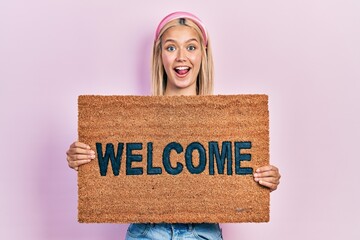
[66,12,281,239]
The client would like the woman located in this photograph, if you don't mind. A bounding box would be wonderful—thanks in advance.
[66,12,281,240]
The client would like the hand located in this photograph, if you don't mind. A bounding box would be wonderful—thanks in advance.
[66,141,95,171]
[253,165,281,192]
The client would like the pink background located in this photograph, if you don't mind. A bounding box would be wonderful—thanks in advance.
[1,0,359,239]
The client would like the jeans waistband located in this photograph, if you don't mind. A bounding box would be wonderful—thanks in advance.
[151,223,193,231]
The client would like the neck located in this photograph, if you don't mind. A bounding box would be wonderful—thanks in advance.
[164,86,197,96]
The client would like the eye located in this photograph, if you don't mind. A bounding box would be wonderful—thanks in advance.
[166,45,176,52]
[187,45,196,51]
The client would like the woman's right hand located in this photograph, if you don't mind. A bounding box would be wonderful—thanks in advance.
[66,141,95,171]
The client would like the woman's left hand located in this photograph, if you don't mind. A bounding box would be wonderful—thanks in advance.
[253,165,281,192]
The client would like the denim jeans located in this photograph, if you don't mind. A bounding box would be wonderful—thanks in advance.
[125,223,223,240]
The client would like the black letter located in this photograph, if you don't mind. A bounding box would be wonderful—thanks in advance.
[147,142,162,175]
[96,142,123,176]
[126,143,143,175]
[185,142,206,174]
[163,142,183,175]
[235,142,253,175]
[209,141,232,175]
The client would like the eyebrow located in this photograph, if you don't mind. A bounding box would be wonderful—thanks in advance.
[163,38,199,44]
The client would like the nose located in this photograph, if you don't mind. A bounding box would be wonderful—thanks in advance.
[176,48,186,62]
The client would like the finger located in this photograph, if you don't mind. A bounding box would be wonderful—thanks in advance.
[67,155,89,163]
[70,141,91,150]
[258,179,278,192]
[253,170,279,178]
[69,154,95,161]
[68,148,95,156]
[256,165,278,173]
[254,176,280,185]
[68,159,92,168]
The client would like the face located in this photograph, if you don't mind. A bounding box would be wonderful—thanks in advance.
[161,25,202,96]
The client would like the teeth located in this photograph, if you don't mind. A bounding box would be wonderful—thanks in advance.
[175,66,190,70]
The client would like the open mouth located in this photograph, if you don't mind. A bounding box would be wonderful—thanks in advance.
[174,66,190,76]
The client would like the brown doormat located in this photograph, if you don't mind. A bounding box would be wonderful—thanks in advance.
[78,95,270,223]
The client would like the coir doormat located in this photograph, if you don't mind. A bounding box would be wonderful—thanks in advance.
[78,95,270,223]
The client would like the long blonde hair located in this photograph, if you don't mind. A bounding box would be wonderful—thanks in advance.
[151,17,214,96]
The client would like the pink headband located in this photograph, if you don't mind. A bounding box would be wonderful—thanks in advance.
[155,11,208,46]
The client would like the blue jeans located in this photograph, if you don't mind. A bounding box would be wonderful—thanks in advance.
[125,223,223,240]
